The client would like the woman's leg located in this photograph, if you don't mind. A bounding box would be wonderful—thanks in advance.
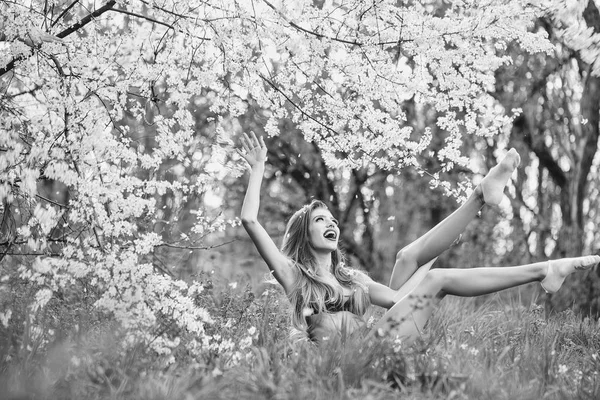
[376,255,600,344]
[389,149,521,290]
[391,258,437,303]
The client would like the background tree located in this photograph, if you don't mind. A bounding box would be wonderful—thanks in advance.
[491,0,600,315]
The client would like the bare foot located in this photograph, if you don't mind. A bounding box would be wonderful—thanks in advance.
[479,148,521,205]
[540,255,600,294]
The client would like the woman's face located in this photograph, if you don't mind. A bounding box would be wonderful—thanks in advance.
[307,207,340,253]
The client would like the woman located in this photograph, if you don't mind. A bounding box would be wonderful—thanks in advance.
[238,131,599,344]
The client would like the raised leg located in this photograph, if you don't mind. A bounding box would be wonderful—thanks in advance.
[389,192,482,290]
[389,148,521,290]
[391,258,437,303]
[376,255,599,344]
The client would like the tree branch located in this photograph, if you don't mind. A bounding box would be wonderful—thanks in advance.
[1,251,62,257]
[157,239,236,250]
[35,194,69,209]
[111,7,176,31]
[513,114,567,189]
[259,74,344,153]
[261,0,362,47]
[1,0,117,77]
[138,0,190,20]
[51,0,80,27]
[109,8,211,41]
[56,0,117,39]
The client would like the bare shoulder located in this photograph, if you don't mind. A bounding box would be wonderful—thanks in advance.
[350,268,375,284]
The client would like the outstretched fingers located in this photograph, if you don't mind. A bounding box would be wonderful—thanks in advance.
[240,132,253,153]
[240,131,264,152]
[238,131,268,168]
[249,131,261,148]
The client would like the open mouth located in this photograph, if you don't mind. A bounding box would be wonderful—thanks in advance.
[323,230,337,240]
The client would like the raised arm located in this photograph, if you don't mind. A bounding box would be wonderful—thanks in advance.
[239,132,295,294]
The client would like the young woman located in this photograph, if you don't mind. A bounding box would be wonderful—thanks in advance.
[238,131,600,344]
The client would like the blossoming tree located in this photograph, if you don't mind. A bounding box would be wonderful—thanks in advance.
[0,0,590,358]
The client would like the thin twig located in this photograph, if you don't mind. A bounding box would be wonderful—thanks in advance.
[51,0,81,27]
[157,239,236,250]
[35,194,69,209]
[111,8,176,30]
[261,0,362,46]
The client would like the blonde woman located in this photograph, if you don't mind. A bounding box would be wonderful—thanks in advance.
[239,132,599,344]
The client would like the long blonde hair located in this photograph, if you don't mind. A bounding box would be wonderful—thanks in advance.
[281,200,370,331]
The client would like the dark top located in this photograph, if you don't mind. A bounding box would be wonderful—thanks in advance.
[305,283,369,342]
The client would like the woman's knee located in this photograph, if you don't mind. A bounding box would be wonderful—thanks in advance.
[395,247,417,269]
[421,269,447,297]
[390,247,422,290]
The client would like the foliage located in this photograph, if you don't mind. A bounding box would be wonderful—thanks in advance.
[1,275,290,398]
[3,287,600,400]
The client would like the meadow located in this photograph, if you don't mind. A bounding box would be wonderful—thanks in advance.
[2,276,599,400]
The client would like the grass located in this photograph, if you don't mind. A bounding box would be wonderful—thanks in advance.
[1,280,600,400]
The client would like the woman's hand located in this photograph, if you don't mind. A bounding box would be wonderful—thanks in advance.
[238,131,267,170]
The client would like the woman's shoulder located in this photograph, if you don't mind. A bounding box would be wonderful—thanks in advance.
[340,265,373,292]
[343,265,370,280]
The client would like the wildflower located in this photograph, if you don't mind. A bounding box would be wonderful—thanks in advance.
[0,310,12,328]
[558,364,569,375]
[366,316,375,328]
[393,337,403,353]
[32,288,53,312]
[71,356,80,367]
[239,336,252,349]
